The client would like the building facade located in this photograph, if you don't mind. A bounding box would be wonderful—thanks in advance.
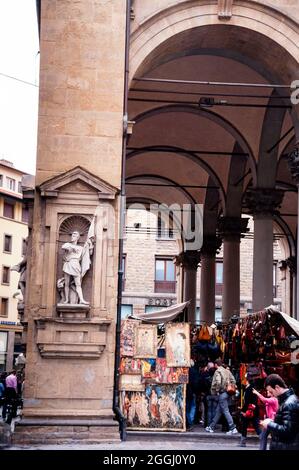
[0,159,28,372]
[13,0,299,444]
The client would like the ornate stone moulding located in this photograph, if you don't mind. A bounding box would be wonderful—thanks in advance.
[34,316,111,359]
[37,342,105,359]
[38,166,119,200]
[56,303,90,320]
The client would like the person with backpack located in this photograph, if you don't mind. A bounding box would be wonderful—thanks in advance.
[205,359,238,434]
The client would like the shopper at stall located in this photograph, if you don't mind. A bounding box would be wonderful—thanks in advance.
[205,359,238,434]
[238,374,261,447]
[260,374,299,450]
[202,362,217,426]
[252,387,278,450]
[186,359,200,429]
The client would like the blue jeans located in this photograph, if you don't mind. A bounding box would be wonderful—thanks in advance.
[259,428,270,450]
[186,393,196,426]
[210,392,235,430]
[206,395,219,426]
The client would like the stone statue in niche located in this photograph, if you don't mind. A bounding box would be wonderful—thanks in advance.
[57,217,94,305]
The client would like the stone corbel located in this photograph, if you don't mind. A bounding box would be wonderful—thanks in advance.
[218,0,233,20]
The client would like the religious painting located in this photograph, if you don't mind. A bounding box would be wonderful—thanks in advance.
[119,357,142,375]
[141,359,156,381]
[156,358,189,384]
[120,320,137,357]
[134,324,157,358]
[119,374,145,392]
[165,323,191,367]
[120,384,186,431]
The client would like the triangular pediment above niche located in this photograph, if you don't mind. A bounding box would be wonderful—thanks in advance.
[39,166,119,200]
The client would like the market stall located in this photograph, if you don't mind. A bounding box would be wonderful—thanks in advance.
[119,302,191,432]
[190,306,299,392]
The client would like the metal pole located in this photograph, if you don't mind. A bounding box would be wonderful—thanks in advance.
[133,77,292,89]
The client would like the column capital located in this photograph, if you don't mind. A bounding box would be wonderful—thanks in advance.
[201,235,222,257]
[244,188,284,217]
[175,250,201,270]
[288,145,299,185]
[285,256,297,275]
[217,216,249,241]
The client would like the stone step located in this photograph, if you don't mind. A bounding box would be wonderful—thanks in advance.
[126,429,259,445]
[12,419,121,445]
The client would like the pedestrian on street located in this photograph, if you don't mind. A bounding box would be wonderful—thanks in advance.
[252,386,278,450]
[238,374,261,447]
[205,359,238,435]
[260,374,299,450]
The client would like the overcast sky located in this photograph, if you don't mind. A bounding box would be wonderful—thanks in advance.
[0,0,39,175]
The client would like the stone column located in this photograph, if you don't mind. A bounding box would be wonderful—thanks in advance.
[6,331,15,371]
[218,217,249,322]
[288,146,299,319]
[200,236,222,324]
[245,189,284,312]
[175,251,201,323]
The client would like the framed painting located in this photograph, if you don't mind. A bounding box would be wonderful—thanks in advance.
[134,324,157,358]
[119,374,145,392]
[156,358,189,384]
[120,320,136,357]
[120,384,186,431]
[119,357,142,375]
[165,323,191,367]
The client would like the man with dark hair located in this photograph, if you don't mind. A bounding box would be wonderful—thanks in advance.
[261,373,299,450]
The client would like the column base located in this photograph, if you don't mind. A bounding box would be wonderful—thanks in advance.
[12,416,120,445]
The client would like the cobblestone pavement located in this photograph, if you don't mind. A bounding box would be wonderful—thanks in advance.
[7,439,258,451]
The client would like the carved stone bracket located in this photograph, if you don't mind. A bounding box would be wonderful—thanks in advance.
[218,0,233,20]
[244,188,284,217]
[201,236,222,257]
[288,146,299,185]
[217,217,249,241]
[175,250,201,270]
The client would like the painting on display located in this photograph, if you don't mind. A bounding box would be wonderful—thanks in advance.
[141,359,156,381]
[119,374,145,392]
[120,384,186,431]
[165,323,191,367]
[155,358,189,384]
[134,324,157,358]
[119,357,142,375]
[120,320,137,357]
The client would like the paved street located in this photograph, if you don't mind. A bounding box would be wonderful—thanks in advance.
[6,439,258,451]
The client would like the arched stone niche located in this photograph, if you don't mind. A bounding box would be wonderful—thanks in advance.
[56,215,94,308]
